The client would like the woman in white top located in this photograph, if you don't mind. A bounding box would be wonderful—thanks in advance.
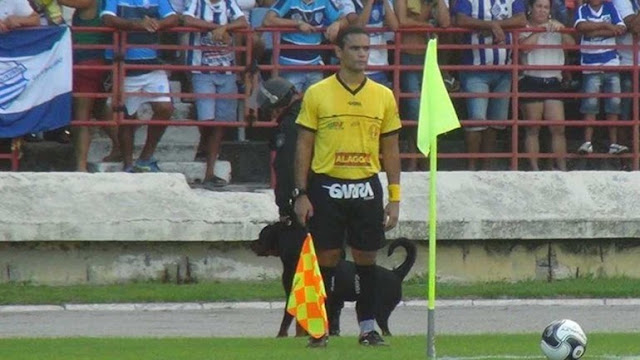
[519,0,575,171]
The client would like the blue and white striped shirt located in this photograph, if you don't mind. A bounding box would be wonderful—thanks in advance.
[185,0,245,72]
[454,0,525,66]
[574,2,625,70]
[269,0,343,65]
[101,0,176,62]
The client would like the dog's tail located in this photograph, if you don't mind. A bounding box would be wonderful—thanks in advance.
[387,238,417,281]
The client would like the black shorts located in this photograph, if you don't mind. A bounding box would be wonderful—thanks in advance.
[518,76,562,103]
[307,174,385,252]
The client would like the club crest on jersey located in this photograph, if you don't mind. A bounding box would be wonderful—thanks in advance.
[490,0,511,20]
[371,8,380,22]
[322,182,375,200]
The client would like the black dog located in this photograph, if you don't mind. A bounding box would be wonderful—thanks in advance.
[250,222,417,337]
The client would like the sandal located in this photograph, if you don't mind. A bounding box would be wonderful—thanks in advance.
[203,176,228,190]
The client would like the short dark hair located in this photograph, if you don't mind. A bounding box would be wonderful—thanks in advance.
[335,26,369,49]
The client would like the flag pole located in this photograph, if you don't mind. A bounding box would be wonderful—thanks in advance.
[426,104,438,360]
[417,37,460,359]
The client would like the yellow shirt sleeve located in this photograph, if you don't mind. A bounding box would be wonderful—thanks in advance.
[295,89,318,131]
[380,88,401,135]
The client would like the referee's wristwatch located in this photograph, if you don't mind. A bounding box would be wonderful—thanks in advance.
[291,188,307,200]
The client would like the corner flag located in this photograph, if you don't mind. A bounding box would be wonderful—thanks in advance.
[416,38,461,156]
[416,38,460,359]
[286,232,328,338]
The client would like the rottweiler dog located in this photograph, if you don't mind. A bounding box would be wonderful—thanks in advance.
[250,222,417,337]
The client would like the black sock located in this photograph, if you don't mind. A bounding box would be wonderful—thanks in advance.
[355,264,376,323]
[320,266,336,326]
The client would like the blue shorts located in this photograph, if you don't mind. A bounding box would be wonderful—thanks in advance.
[192,72,238,122]
[460,71,512,131]
[579,72,621,115]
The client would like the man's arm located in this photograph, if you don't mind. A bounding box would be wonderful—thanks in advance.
[380,132,400,231]
[456,12,525,29]
[382,0,399,30]
[623,13,640,33]
[433,0,451,28]
[2,12,40,30]
[381,133,400,186]
[294,127,314,191]
[356,0,375,27]
[293,127,315,226]
[576,21,624,36]
[102,14,157,31]
[103,13,177,31]
[183,14,248,31]
[263,9,298,27]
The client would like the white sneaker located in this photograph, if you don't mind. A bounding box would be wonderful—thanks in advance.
[578,141,593,154]
[609,143,629,155]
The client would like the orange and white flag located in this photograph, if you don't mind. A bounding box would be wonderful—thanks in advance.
[286,232,328,338]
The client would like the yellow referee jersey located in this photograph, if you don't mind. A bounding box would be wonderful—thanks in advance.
[296,74,401,180]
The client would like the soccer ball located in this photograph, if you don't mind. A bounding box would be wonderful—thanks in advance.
[540,319,587,360]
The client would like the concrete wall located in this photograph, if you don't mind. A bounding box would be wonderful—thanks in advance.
[3,239,640,284]
[2,171,640,284]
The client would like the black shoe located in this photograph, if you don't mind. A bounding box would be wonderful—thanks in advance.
[307,335,328,348]
[358,330,387,346]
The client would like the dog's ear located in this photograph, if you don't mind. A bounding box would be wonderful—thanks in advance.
[252,223,282,257]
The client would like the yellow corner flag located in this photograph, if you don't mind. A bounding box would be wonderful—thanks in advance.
[286,232,328,338]
[416,38,461,156]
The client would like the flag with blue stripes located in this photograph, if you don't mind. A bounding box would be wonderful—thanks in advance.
[0,27,72,138]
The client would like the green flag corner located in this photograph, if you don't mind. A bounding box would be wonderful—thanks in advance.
[416,38,461,157]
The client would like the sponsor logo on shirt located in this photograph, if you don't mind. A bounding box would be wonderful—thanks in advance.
[322,182,375,199]
[326,120,344,130]
[334,152,371,166]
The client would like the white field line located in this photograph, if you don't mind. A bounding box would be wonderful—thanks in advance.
[439,356,640,360]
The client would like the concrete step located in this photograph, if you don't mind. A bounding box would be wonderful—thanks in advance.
[88,139,198,163]
[89,161,232,183]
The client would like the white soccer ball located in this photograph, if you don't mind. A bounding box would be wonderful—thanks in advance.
[540,319,588,360]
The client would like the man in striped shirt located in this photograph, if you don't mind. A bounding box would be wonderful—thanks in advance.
[262,0,352,92]
[454,0,526,170]
[574,0,628,155]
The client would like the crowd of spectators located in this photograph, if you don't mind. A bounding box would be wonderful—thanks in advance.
[3,0,640,178]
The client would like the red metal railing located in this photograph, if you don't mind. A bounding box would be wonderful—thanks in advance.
[3,26,640,171]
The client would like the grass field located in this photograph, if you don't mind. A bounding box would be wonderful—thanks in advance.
[2,278,639,360]
[0,334,639,360]
[2,276,640,305]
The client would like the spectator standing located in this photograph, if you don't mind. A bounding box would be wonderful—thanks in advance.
[454,0,526,170]
[262,0,352,92]
[183,0,249,187]
[352,0,399,86]
[574,0,628,155]
[293,26,401,348]
[0,0,40,30]
[395,0,450,171]
[612,0,639,126]
[518,0,574,171]
[59,0,120,171]
[101,0,179,172]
